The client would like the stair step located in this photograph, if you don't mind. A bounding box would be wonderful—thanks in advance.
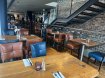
[70,21,85,24]
[91,5,103,10]
[55,22,64,25]
[53,0,105,25]
[80,12,98,16]
[86,7,103,12]
[56,19,67,23]
[75,16,91,20]
[71,18,86,22]
[94,2,105,8]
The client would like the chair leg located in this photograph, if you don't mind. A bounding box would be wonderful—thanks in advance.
[71,50,73,55]
[98,61,104,71]
[53,42,55,48]
[78,51,80,59]
[94,59,97,64]
[21,56,23,60]
[87,57,91,64]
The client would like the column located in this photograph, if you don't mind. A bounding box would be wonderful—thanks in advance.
[0,0,7,35]
[27,11,34,34]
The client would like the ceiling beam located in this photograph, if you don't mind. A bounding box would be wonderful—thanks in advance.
[7,0,15,9]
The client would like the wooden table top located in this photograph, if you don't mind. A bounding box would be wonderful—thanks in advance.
[0,53,99,78]
[1,35,42,41]
[50,32,65,35]
[70,38,97,47]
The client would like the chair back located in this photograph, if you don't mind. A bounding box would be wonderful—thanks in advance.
[46,29,52,34]
[26,39,42,51]
[20,28,29,36]
[6,30,15,35]
[7,39,19,43]
[0,42,23,62]
[0,40,8,44]
[31,42,46,58]
[0,39,19,44]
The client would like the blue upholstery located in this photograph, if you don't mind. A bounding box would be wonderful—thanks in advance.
[0,39,19,44]
[0,40,8,44]
[31,42,46,58]
[8,39,19,43]
[89,52,105,62]
[6,30,15,35]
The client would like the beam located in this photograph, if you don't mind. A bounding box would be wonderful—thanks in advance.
[7,0,15,9]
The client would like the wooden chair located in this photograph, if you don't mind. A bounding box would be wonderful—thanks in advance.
[25,39,43,58]
[66,41,81,58]
[20,28,29,36]
[53,33,65,51]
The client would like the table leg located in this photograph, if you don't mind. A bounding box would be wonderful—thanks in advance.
[53,34,55,47]
[54,34,55,39]
[80,45,85,61]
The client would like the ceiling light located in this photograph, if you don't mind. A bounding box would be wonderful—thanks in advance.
[45,2,57,7]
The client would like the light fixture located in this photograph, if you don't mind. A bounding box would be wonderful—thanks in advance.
[45,2,57,7]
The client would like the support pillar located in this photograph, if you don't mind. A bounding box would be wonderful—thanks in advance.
[27,11,34,34]
[0,0,7,35]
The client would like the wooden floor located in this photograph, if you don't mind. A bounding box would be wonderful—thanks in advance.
[47,47,105,78]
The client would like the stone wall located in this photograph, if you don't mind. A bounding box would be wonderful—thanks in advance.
[67,12,105,52]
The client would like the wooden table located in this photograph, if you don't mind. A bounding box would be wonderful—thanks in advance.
[0,53,99,78]
[2,35,42,41]
[70,38,97,61]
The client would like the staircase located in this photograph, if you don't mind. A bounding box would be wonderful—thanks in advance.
[53,0,105,26]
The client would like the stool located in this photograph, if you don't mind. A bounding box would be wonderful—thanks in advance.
[88,52,105,71]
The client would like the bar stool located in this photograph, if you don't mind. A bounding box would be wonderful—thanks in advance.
[88,51,105,71]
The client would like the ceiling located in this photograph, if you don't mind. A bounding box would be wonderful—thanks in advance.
[7,0,57,13]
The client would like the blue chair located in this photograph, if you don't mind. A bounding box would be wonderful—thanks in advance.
[0,40,8,44]
[88,52,105,71]
[6,30,15,35]
[7,39,19,43]
[0,39,19,44]
[31,42,46,58]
